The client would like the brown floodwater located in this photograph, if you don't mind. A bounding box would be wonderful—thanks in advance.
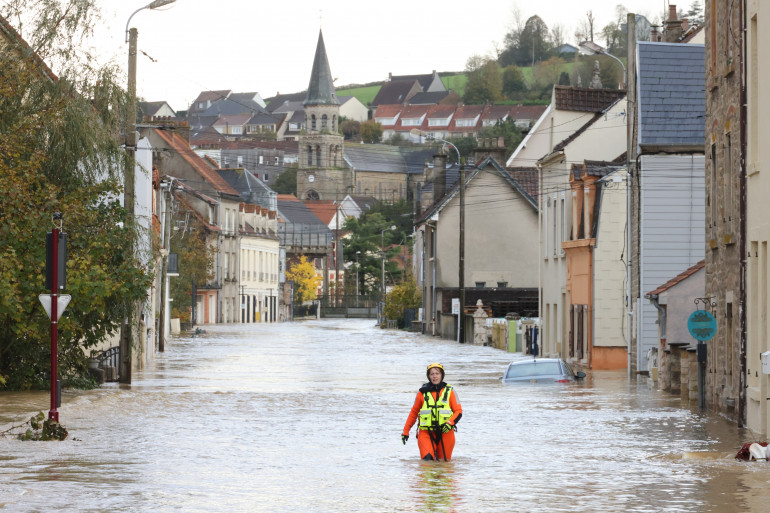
[1,319,768,512]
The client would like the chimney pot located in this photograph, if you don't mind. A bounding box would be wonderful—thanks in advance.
[668,5,677,21]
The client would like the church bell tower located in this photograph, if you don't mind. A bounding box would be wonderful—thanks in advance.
[297,30,352,200]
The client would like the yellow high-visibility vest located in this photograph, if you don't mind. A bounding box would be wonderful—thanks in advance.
[418,385,453,429]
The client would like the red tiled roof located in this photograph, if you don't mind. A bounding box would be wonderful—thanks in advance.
[509,104,548,119]
[480,104,512,120]
[278,193,299,201]
[554,85,626,112]
[426,104,456,118]
[303,200,337,225]
[647,260,705,297]
[506,167,539,199]
[373,105,403,126]
[153,128,240,196]
[395,105,432,131]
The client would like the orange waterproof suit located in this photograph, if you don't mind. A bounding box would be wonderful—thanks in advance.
[402,383,462,461]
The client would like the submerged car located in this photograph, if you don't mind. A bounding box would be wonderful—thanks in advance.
[502,358,586,383]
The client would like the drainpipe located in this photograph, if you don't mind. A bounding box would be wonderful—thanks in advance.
[738,0,747,427]
[648,294,667,340]
[626,13,637,379]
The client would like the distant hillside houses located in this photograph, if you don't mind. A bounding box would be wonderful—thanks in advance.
[374,103,547,141]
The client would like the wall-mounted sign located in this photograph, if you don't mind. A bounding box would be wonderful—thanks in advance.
[687,310,717,341]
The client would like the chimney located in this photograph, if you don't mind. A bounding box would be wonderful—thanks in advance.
[650,25,659,42]
[664,4,683,42]
[431,152,448,200]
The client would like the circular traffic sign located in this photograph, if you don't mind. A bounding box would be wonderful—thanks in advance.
[687,310,717,341]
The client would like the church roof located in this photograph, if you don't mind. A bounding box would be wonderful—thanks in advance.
[304,30,338,106]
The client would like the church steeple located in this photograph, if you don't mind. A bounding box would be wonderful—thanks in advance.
[304,30,338,106]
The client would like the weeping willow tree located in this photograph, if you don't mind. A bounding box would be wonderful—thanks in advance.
[0,1,153,390]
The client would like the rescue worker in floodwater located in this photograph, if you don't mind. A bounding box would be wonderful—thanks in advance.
[401,363,463,461]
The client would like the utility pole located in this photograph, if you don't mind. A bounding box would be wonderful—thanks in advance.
[458,157,466,344]
[158,180,172,352]
[335,190,340,306]
[119,26,139,385]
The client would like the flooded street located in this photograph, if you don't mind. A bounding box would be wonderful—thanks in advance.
[2,319,770,512]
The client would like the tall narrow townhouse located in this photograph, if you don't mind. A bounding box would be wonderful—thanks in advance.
[508,85,626,359]
[745,0,770,436]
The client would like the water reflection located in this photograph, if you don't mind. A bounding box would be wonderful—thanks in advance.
[408,460,461,513]
[0,319,768,512]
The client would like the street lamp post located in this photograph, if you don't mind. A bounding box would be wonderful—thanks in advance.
[120,0,176,384]
[578,41,626,87]
[356,250,361,306]
[409,129,465,343]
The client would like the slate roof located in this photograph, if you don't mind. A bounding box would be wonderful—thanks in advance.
[247,112,280,126]
[217,168,277,210]
[199,97,266,117]
[371,80,420,106]
[417,157,537,224]
[389,72,439,91]
[137,101,174,119]
[271,100,304,114]
[349,196,378,210]
[192,90,231,104]
[212,113,252,129]
[277,194,329,226]
[553,85,626,112]
[408,91,455,105]
[344,144,434,175]
[266,92,307,112]
[190,125,227,146]
[304,30,339,106]
[637,42,705,148]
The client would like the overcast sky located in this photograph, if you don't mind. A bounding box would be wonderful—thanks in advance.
[92,0,674,111]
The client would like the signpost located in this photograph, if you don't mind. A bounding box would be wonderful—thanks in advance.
[688,305,717,409]
[43,213,67,422]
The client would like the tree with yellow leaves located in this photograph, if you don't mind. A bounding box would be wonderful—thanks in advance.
[285,256,323,304]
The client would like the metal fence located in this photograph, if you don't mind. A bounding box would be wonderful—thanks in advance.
[96,346,120,382]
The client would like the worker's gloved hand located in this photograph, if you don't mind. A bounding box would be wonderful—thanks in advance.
[441,423,453,433]
[401,434,409,445]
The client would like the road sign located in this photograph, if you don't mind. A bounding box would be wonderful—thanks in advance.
[39,294,71,321]
[687,309,717,341]
[452,298,460,315]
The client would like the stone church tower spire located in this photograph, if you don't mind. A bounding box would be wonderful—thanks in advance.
[297,30,352,200]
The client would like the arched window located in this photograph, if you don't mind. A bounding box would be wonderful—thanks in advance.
[306,190,320,200]
[311,114,317,130]
[332,115,337,132]
[321,114,328,130]
[316,145,321,167]
[307,145,313,166]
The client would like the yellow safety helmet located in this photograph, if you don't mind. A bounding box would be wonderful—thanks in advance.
[426,362,445,379]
